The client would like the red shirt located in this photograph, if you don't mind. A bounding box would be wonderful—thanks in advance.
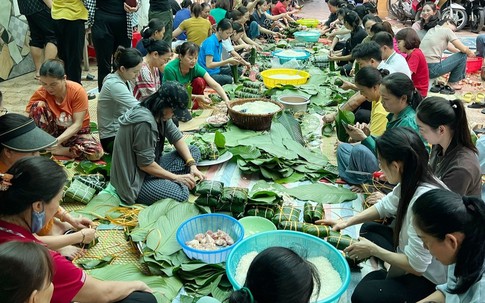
[406,48,429,97]
[272,1,287,15]
[0,220,86,303]
[208,15,216,25]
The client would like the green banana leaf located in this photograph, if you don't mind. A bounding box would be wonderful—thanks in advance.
[285,183,357,204]
[276,111,305,145]
[335,108,355,142]
[144,201,202,257]
[69,192,122,220]
[90,263,183,303]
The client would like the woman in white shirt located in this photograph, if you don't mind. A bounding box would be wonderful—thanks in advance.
[318,127,447,303]
[413,189,485,303]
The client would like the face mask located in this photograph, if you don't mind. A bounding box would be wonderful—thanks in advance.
[31,207,46,233]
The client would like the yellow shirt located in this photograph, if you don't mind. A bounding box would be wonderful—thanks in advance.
[370,98,388,136]
[52,0,88,21]
[180,17,212,46]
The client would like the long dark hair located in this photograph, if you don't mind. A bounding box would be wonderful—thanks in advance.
[376,127,441,246]
[0,241,54,303]
[142,39,172,56]
[413,189,485,294]
[191,2,203,17]
[416,97,477,153]
[381,73,422,110]
[228,247,320,303]
[0,157,67,216]
[344,10,361,31]
[420,2,440,30]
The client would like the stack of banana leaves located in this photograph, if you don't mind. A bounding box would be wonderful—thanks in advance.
[194,181,247,217]
[126,199,234,302]
[280,22,302,38]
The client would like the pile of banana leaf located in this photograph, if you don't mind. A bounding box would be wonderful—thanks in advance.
[128,200,233,302]
[194,181,247,217]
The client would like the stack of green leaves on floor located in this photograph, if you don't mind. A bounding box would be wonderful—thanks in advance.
[189,131,226,161]
[195,181,247,217]
[335,108,355,143]
[128,199,233,302]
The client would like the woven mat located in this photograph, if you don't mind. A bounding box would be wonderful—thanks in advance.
[74,228,147,273]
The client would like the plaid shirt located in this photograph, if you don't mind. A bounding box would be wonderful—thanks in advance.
[83,0,134,39]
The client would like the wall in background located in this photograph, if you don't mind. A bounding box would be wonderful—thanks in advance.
[0,0,35,81]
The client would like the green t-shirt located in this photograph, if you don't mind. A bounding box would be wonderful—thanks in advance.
[163,58,207,85]
[210,8,227,24]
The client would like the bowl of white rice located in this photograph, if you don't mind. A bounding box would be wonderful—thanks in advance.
[226,230,350,303]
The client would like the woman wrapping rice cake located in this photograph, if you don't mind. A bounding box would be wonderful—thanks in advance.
[319,127,447,303]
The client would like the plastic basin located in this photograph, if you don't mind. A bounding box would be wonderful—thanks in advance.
[238,216,277,238]
[294,30,321,43]
[277,95,311,112]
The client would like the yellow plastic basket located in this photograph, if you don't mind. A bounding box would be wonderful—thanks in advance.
[260,69,310,88]
[297,18,320,28]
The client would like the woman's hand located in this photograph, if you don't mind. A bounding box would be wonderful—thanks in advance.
[345,124,367,142]
[315,218,348,231]
[135,281,153,293]
[70,216,94,230]
[190,165,205,182]
[340,80,355,90]
[226,58,240,65]
[195,95,212,105]
[174,174,197,189]
[355,122,370,136]
[344,237,377,260]
[365,191,385,206]
[124,2,139,12]
[79,228,96,244]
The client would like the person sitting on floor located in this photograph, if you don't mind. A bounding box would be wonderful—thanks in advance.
[172,3,212,46]
[327,8,351,55]
[247,0,285,41]
[221,22,252,67]
[420,18,475,92]
[0,157,156,303]
[413,189,485,303]
[163,42,230,117]
[136,18,166,57]
[0,113,95,259]
[198,19,243,86]
[328,10,367,76]
[0,241,54,303]
[132,39,173,101]
[320,0,343,35]
[319,127,447,303]
[475,34,485,81]
[26,59,104,160]
[395,28,429,97]
[416,97,481,196]
[110,82,205,205]
[372,32,411,78]
[369,21,407,58]
[197,246,321,303]
[173,0,192,41]
[337,71,424,185]
[98,47,143,153]
[411,2,440,40]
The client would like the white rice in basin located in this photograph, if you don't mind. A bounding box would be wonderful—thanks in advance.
[233,252,342,302]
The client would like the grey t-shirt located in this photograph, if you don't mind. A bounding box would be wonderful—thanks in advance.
[110,105,183,204]
[421,26,458,63]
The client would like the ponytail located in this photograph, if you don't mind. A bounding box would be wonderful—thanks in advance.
[141,18,165,39]
[191,3,203,18]
[416,97,477,153]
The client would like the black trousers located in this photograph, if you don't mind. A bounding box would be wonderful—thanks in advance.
[352,223,436,303]
[92,10,131,91]
[117,291,157,303]
[56,19,85,84]
[351,270,436,303]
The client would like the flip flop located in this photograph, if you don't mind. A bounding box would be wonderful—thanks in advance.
[430,83,444,93]
[462,92,474,103]
[440,85,455,95]
[477,92,485,102]
[468,102,485,108]
[482,108,485,114]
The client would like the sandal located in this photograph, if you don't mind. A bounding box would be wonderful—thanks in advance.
[482,108,485,114]
[468,102,485,108]
[462,92,474,103]
[440,85,455,95]
[476,92,485,102]
[430,83,444,93]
